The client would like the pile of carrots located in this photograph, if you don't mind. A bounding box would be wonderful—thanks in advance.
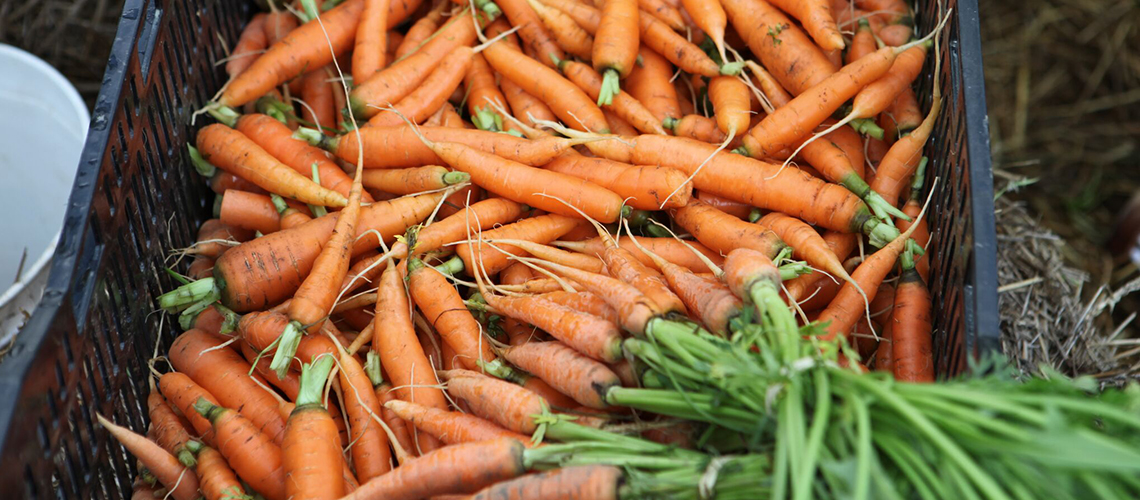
[107,0,966,498]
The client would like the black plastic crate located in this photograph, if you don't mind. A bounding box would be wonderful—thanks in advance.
[0,0,998,497]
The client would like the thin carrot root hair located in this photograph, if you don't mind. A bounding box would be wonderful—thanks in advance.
[660,127,733,210]
[645,219,724,277]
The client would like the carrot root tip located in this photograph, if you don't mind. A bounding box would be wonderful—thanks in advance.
[157,277,219,313]
[269,321,305,380]
[598,70,621,107]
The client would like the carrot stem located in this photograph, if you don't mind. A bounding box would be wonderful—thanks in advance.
[158,278,219,312]
[295,355,335,407]
[269,321,304,380]
[187,145,217,177]
[433,255,466,276]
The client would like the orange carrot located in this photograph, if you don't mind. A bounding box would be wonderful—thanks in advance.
[528,0,594,60]
[464,53,516,132]
[603,110,639,136]
[721,0,836,95]
[456,213,586,275]
[628,233,743,335]
[666,114,727,143]
[366,46,475,127]
[438,369,548,433]
[351,10,478,118]
[354,0,390,84]
[218,189,297,234]
[767,0,844,51]
[193,399,287,500]
[147,386,197,467]
[870,85,941,208]
[500,76,560,127]
[707,75,751,136]
[97,415,200,500]
[373,262,447,452]
[158,372,220,446]
[185,219,252,260]
[482,41,610,133]
[638,12,725,77]
[757,212,851,285]
[227,14,268,77]
[340,439,526,500]
[854,0,908,24]
[187,442,247,500]
[557,235,724,272]
[301,68,338,134]
[376,384,419,457]
[498,0,568,68]
[385,399,531,445]
[408,256,497,370]
[558,58,668,135]
[210,170,266,195]
[235,113,371,202]
[592,0,639,104]
[363,165,469,194]
[310,125,587,168]
[624,46,681,123]
[891,244,933,381]
[671,199,787,259]
[847,19,877,64]
[895,159,930,281]
[338,350,393,481]
[282,356,345,499]
[188,255,216,280]
[639,0,684,29]
[498,340,620,409]
[782,230,857,302]
[723,248,799,332]
[538,290,619,324]
[195,124,347,207]
[696,191,753,220]
[469,465,623,500]
[543,154,692,211]
[680,0,727,60]
[263,11,299,46]
[394,2,444,59]
[219,0,365,107]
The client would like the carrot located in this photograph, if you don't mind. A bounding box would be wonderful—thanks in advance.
[186,442,247,500]
[482,41,610,133]
[376,384,419,457]
[598,235,689,316]
[870,85,941,209]
[218,189,290,234]
[891,241,932,381]
[665,114,727,143]
[418,134,627,222]
[484,287,625,362]
[599,110,635,136]
[301,69,338,135]
[543,154,692,211]
[188,254,216,281]
[680,0,726,58]
[721,0,836,95]
[817,214,923,342]
[707,75,750,137]
[263,11,299,46]
[767,0,843,51]
[895,158,930,281]
[498,0,567,69]
[557,57,668,135]
[558,235,724,272]
[341,438,526,500]
[363,165,469,194]
[879,23,913,47]
[438,369,548,433]
[195,125,347,207]
[527,0,594,60]
[280,356,345,499]
[338,350,393,481]
[408,256,497,370]
[469,465,623,500]
[227,13,268,77]
[625,46,680,123]
[539,291,619,324]
[639,0,684,29]
[671,198,786,258]
[386,399,531,445]
[454,213,583,275]
[757,212,851,284]
[500,76,560,128]
[373,262,447,452]
[351,10,478,118]
[854,0,908,24]
[158,372,220,446]
[193,399,287,500]
[235,114,371,202]
[147,386,197,467]
[639,13,729,78]
[367,46,475,127]
[218,0,365,108]
[591,0,639,105]
[520,256,659,336]
[354,0,390,84]
[464,54,515,133]
[782,230,856,302]
[723,248,799,334]
[307,125,587,168]
[498,340,620,409]
[209,170,266,195]
[696,191,752,220]
[97,415,200,500]
[627,233,743,335]
[847,19,877,64]
[183,219,251,260]
[395,2,444,59]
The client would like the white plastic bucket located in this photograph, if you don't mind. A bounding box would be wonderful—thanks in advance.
[0,44,90,346]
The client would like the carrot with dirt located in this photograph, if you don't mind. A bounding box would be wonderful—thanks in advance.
[373,262,447,452]
[640,0,685,29]
[556,57,668,135]
[896,158,931,281]
[847,19,877,64]
[870,79,942,209]
[891,240,932,381]
[233,113,371,202]
[281,355,346,499]
[624,46,681,123]
[218,190,296,234]
[185,441,247,500]
[394,2,445,59]
[556,236,725,272]
[193,125,347,207]
[721,0,836,95]
[543,154,692,211]
[766,0,844,51]
[97,415,200,500]
[209,170,266,195]
[885,87,923,138]
[639,13,736,78]
[227,13,268,77]
[147,384,197,467]
[469,465,623,500]
[671,198,787,259]
[539,291,619,324]
[696,191,753,220]
[158,192,444,314]
[707,75,751,138]
[158,372,221,445]
[376,384,419,457]
[363,165,469,194]
[455,213,586,275]
[408,256,497,370]
[591,0,639,105]
[367,46,475,127]
[386,399,532,445]
[338,349,393,480]
[757,212,854,289]
[193,398,287,500]
[464,53,516,132]
[527,0,594,60]
[339,439,527,500]
[438,369,549,434]
[299,124,591,167]
[498,340,620,409]
[300,69,338,134]
[354,0,390,84]
[217,0,365,108]
[482,40,610,133]
[665,114,728,143]
[350,10,479,118]
[497,0,567,68]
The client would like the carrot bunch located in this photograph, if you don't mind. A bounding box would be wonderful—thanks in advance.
[102,2,1063,499]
